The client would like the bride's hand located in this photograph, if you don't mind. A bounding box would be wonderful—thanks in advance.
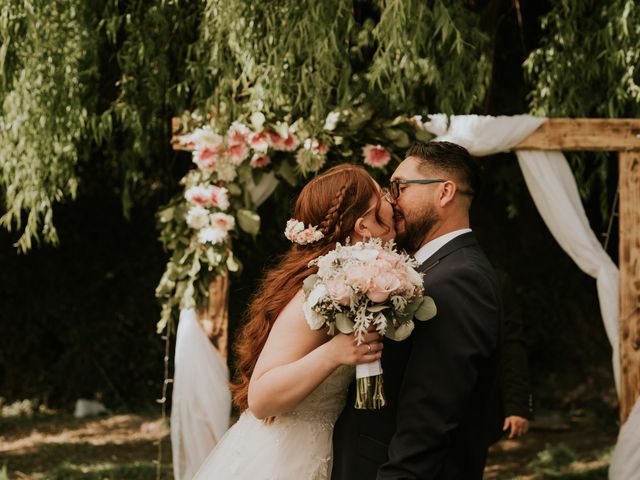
[325,331,383,366]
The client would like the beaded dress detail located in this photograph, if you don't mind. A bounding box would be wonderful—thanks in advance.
[193,365,354,479]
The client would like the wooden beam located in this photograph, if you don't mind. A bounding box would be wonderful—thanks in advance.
[619,151,640,424]
[171,117,191,151]
[515,119,640,152]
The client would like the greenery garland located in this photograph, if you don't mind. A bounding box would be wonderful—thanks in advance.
[154,108,435,333]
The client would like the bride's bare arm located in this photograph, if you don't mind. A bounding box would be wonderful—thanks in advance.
[247,289,382,420]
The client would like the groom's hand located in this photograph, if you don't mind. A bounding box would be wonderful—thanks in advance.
[503,415,529,439]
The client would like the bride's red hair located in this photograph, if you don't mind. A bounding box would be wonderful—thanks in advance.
[231,164,387,411]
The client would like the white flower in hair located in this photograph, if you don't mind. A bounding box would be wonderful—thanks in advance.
[284,219,324,245]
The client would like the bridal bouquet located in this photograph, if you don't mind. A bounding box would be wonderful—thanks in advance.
[302,238,437,409]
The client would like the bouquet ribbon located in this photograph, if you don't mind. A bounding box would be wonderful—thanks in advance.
[356,360,382,379]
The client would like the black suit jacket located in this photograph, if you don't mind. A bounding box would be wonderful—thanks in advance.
[332,232,504,480]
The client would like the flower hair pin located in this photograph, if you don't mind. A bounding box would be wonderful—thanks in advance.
[284,219,324,245]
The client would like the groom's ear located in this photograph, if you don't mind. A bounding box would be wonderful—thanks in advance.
[439,181,457,207]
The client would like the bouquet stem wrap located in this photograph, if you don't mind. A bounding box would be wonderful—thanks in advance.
[355,360,385,409]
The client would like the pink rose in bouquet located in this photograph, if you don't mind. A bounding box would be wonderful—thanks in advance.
[367,272,401,303]
[326,276,352,306]
[344,264,376,292]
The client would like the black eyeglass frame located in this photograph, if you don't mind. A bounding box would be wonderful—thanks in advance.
[389,179,446,200]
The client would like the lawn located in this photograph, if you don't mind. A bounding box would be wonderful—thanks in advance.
[0,405,617,479]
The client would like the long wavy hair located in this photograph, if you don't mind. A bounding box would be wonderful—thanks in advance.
[231,164,388,411]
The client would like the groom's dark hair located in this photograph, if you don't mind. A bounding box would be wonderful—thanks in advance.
[405,141,481,201]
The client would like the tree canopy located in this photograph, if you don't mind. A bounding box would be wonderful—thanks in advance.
[0,0,637,248]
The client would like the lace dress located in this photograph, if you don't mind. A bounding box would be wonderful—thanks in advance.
[193,365,355,479]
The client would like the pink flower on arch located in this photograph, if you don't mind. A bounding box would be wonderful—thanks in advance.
[185,186,211,206]
[194,146,221,171]
[268,128,299,152]
[313,142,328,154]
[209,212,235,232]
[279,132,300,151]
[228,142,249,165]
[249,131,270,152]
[265,129,282,146]
[209,186,230,211]
[250,154,271,168]
[362,144,391,169]
[228,121,250,146]
[185,185,230,211]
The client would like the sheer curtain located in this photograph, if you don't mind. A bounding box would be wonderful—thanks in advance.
[171,308,231,480]
[423,114,633,479]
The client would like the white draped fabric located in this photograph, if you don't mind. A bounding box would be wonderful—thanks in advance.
[517,151,621,392]
[171,309,231,480]
[423,113,634,479]
[610,398,640,479]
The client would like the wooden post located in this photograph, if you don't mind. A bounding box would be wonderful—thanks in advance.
[619,151,640,423]
[197,272,230,360]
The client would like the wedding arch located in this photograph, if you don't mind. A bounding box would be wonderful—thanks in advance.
[167,114,639,478]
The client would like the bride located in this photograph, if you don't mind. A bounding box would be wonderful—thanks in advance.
[193,164,396,479]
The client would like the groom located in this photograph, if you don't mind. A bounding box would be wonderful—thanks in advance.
[332,141,504,479]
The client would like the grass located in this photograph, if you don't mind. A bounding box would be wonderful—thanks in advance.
[28,461,170,480]
[522,442,611,480]
[0,407,173,480]
[485,408,617,480]
[1,404,617,480]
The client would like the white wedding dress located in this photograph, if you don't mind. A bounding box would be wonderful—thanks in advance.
[193,364,355,479]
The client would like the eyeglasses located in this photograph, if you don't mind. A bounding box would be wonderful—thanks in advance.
[362,188,394,217]
[380,187,393,203]
[388,179,446,200]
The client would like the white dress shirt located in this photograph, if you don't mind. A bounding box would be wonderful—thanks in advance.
[413,228,473,265]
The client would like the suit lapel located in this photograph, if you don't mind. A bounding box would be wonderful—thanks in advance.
[417,232,478,274]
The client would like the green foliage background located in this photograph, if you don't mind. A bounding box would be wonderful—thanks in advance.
[0,0,638,408]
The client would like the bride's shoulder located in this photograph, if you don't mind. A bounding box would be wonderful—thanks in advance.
[269,288,324,342]
[276,288,305,321]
